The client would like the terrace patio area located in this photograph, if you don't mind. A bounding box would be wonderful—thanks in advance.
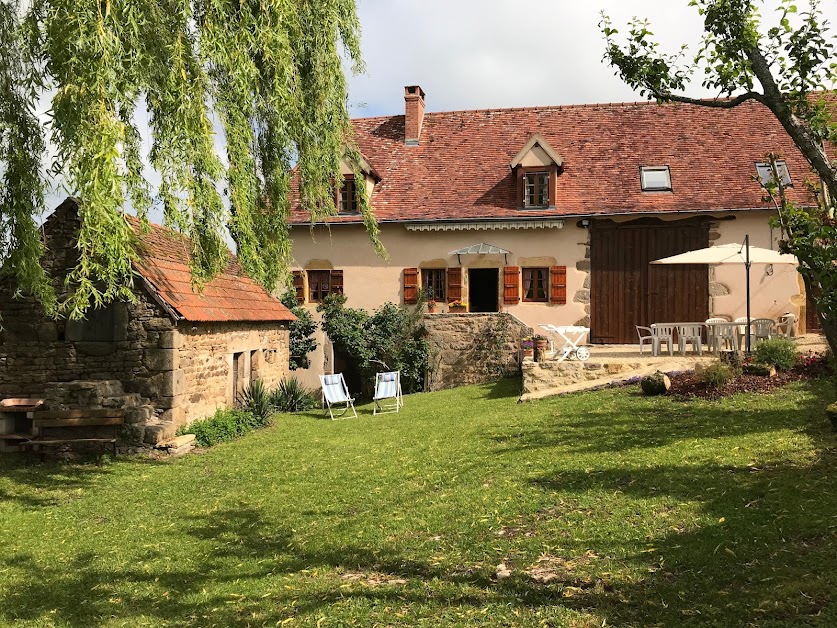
[520,334,828,401]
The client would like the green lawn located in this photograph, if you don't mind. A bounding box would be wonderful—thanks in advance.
[1,379,836,627]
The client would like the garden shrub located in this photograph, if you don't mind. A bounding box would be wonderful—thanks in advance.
[184,408,261,447]
[319,294,429,394]
[701,362,735,388]
[640,371,670,395]
[237,379,274,425]
[270,377,320,412]
[280,290,318,370]
[753,337,798,371]
[743,362,775,376]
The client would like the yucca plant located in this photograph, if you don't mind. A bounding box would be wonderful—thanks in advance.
[270,377,320,413]
[237,379,274,425]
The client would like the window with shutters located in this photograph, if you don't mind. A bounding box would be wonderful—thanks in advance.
[339,176,359,213]
[550,265,567,304]
[522,268,549,302]
[503,266,520,304]
[307,270,343,303]
[446,267,463,303]
[421,269,446,302]
[292,271,305,304]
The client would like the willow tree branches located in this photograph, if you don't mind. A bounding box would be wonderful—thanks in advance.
[0,0,372,318]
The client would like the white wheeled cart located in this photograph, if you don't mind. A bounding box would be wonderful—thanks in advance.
[545,325,591,363]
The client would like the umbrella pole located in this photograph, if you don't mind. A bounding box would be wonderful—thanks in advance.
[745,234,752,354]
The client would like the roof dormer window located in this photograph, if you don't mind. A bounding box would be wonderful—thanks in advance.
[511,134,563,211]
[339,176,359,214]
[524,172,549,208]
[640,166,672,192]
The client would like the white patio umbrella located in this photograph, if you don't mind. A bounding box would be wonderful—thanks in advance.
[651,235,798,352]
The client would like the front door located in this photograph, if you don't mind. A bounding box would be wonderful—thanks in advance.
[468,268,499,313]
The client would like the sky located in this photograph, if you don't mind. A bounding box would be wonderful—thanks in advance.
[345,0,837,116]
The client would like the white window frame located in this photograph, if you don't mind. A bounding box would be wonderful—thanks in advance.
[640,166,672,192]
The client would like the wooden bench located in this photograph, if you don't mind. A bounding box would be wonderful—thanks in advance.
[20,409,125,457]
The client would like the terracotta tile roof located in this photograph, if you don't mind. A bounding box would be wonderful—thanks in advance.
[128,217,295,323]
[289,98,822,224]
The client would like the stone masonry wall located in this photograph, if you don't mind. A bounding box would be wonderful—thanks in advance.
[423,313,531,392]
[176,321,290,426]
[0,201,176,402]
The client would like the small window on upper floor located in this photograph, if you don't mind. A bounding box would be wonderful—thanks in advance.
[339,176,359,214]
[756,161,792,188]
[640,166,672,192]
[524,172,550,208]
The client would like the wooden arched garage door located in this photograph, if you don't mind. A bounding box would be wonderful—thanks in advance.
[590,218,710,344]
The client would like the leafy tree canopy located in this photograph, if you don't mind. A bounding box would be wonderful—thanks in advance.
[601,0,837,353]
[0,0,377,319]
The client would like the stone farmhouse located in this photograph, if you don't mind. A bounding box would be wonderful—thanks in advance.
[287,85,823,382]
[0,198,295,445]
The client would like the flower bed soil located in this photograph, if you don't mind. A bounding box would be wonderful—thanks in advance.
[667,355,831,401]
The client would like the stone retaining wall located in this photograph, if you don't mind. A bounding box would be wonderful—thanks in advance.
[423,313,531,391]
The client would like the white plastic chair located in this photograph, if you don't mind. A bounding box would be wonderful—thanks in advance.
[636,326,654,355]
[705,317,727,349]
[734,316,751,348]
[711,322,740,353]
[776,313,797,338]
[751,318,776,343]
[676,323,704,355]
[319,373,357,420]
[373,371,403,415]
[651,323,675,356]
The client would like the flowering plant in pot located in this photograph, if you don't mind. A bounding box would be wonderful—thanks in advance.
[521,337,535,358]
[448,299,467,312]
[426,299,437,313]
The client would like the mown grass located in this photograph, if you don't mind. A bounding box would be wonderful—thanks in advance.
[0,378,835,627]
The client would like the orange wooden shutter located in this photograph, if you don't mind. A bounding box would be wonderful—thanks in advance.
[550,266,567,304]
[403,267,419,304]
[447,267,462,301]
[330,269,344,295]
[503,266,520,304]
[292,271,304,304]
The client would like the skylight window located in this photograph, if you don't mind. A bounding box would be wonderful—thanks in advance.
[756,161,792,187]
[640,166,672,192]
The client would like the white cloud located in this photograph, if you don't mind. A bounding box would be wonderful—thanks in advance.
[348,0,837,116]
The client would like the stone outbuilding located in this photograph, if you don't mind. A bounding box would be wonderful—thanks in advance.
[0,198,295,446]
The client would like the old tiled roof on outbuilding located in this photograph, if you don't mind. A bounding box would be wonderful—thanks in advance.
[130,218,295,324]
[46,198,295,324]
[289,94,822,224]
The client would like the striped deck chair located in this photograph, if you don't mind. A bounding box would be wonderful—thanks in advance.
[373,371,403,415]
[319,373,357,420]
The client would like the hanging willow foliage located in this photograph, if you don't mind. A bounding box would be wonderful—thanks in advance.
[0,0,373,318]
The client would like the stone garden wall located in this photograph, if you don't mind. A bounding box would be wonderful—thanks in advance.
[423,313,531,391]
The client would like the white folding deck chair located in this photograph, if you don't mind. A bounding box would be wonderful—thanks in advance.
[319,373,357,420]
[373,371,403,415]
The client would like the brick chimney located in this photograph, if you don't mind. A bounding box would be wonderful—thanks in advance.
[404,85,425,146]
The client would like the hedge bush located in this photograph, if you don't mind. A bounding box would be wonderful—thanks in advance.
[185,408,262,447]
[701,362,736,388]
[753,338,798,371]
